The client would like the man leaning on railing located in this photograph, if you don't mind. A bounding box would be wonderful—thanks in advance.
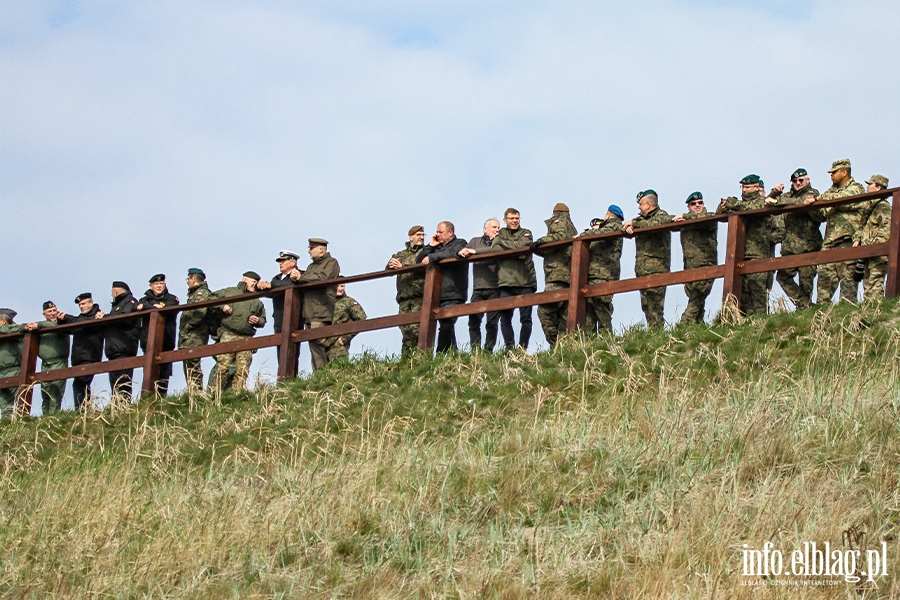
[0,309,23,418]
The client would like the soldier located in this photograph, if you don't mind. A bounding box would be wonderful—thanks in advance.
[533,203,577,346]
[178,268,213,395]
[809,159,869,305]
[624,190,673,327]
[0,309,23,418]
[418,221,469,352]
[256,251,302,371]
[137,274,180,395]
[298,238,340,371]
[23,301,69,415]
[764,169,822,310]
[715,175,774,316]
[58,293,104,409]
[672,192,718,324]
[853,174,891,301]
[387,226,426,356]
[491,208,537,350]
[458,218,501,351]
[577,205,624,333]
[209,271,267,394]
[324,282,367,362]
[99,281,141,405]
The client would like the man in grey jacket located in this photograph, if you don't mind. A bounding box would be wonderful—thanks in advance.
[459,218,501,351]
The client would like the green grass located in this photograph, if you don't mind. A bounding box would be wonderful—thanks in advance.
[2,300,900,598]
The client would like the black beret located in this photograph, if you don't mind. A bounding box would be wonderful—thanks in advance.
[75,292,92,303]
[243,271,261,281]
[43,301,56,311]
[0,308,17,321]
[148,273,166,283]
[112,281,130,291]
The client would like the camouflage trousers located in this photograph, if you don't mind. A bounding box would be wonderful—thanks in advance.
[740,272,769,317]
[776,264,816,310]
[585,294,614,334]
[640,286,666,328]
[680,279,712,325]
[39,358,66,415]
[210,330,253,394]
[538,282,569,347]
[398,298,422,355]
[816,239,858,305]
[863,256,888,302]
[179,330,209,395]
[326,341,350,363]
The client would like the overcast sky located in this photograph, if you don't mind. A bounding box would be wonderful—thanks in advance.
[2,0,896,409]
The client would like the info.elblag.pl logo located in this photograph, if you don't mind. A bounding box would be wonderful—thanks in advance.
[741,540,889,586]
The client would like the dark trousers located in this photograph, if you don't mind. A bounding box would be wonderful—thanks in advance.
[468,288,500,351]
[274,326,301,375]
[153,362,172,396]
[436,299,463,353]
[498,286,535,350]
[109,368,134,403]
[72,374,94,410]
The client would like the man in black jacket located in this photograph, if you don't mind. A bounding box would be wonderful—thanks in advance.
[138,274,180,395]
[256,250,302,372]
[99,281,141,405]
[417,221,468,352]
[58,292,104,410]
[459,218,500,351]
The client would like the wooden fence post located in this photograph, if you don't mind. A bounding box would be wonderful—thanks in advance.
[417,265,442,351]
[885,190,900,297]
[566,238,589,330]
[15,331,39,416]
[277,287,302,380]
[140,311,165,396]
[721,213,746,310]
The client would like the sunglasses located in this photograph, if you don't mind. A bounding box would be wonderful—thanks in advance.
[688,200,704,207]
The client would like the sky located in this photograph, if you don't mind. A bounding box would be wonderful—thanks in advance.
[2,0,897,410]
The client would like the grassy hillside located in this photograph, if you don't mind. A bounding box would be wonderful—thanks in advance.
[2,300,900,598]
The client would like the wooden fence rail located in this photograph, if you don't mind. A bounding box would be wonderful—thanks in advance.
[2,186,898,414]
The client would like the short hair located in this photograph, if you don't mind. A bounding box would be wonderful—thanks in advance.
[644,194,659,206]
[190,272,206,283]
[0,315,9,325]
[484,218,500,228]
[504,208,520,218]
[439,220,455,233]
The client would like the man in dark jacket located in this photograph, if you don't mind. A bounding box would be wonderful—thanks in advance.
[58,292,104,410]
[138,274,180,395]
[209,272,267,394]
[256,250,302,371]
[99,281,141,405]
[459,218,501,351]
[418,221,468,352]
[298,239,341,371]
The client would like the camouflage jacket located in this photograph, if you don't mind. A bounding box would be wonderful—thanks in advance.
[299,252,340,323]
[491,227,537,288]
[678,210,718,269]
[770,184,823,255]
[534,212,578,284]
[813,178,868,246]
[387,242,425,303]
[0,323,23,372]
[323,294,367,350]
[716,193,774,260]
[580,216,623,283]
[179,282,215,339]
[632,206,672,274]
[855,199,891,246]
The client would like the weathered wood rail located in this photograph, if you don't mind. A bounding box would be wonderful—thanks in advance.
[1,186,898,414]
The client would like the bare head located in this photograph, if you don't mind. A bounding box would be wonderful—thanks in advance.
[483,218,500,239]
[503,208,521,230]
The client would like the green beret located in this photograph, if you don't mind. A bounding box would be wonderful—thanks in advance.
[308,238,329,247]
[243,271,261,281]
[739,174,761,185]
[187,268,205,277]
[636,189,658,202]
[686,191,703,203]
[791,168,808,181]
[828,159,851,173]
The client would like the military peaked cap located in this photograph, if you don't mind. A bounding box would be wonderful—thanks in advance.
[187,268,205,277]
[866,174,889,188]
[148,273,166,283]
[276,250,300,262]
[686,192,703,203]
[308,238,329,247]
[42,301,56,311]
[74,293,92,304]
[791,168,808,181]
[243,271,261,281]
[0,308,17,321]
[739,174,761,185]
[828,159,851,173]
[608,204,624,220]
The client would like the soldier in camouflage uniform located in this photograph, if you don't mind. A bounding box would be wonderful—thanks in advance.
[533,203,578,347]
[324,282,367,362]
[672,192,718,324]
[387,226,426,355]
[578,205,624,333]
[811,159,869,305]
[853,174,891,301]
[208,272,267,395]
[624,190,673,327]
[716,175,774,316]
[0,309,23,417]
[23,301,69,415]
[178,268,214,395]
[764,168,822,310]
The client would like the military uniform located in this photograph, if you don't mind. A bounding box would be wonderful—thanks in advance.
[102,284,141,404]
[387,238,426,355]
[138,277,180,395]
[34,313,69,415]
[678,206,718,324]
[178,271,213,394]
[769,177,822,309]
[813,162,868,305]
[716,190,774,316]
[299,240,340,370]
[580,213,623,333]
[60,295,104,409]
[534,206,577,346]
[855,196,891,301]
[209,278,267,394]
[491,224,537,349]
[632,202,673,327]
[0,312,23,417]
[324,293,367,362]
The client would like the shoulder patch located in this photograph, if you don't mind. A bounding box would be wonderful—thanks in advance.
[523,232,532,237]
[553,219,560,223]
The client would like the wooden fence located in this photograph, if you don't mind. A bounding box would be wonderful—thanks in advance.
[2,186,898,414]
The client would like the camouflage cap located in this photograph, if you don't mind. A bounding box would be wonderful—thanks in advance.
[42,301,56,311]
[828,159,851,173]
[187,267,205,278]
[408,225,424,236]
[74,292,92,304]
[552,202,570,213]
[276,250,300,262]
[308,238,329,247]
[242,271,261,281]
[607,204,624,219]
[791,168,808,181]
[739,174,761,185]
[636,189,658,202]
[686,191,703,203]
[866,174,889,188]
[0,308,16,321]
